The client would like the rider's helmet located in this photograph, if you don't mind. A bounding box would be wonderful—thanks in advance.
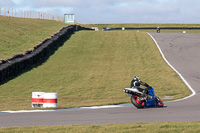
[133,76,140,81]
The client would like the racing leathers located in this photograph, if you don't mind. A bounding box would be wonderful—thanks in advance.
[130,79,151,97]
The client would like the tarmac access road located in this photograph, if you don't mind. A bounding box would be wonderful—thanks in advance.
[0,33,200,127]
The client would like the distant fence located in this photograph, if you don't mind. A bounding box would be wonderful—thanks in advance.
[0,25,93,84]
[0,7,64,22]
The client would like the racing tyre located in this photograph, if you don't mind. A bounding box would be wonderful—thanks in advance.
[131,95,145,108]
[155,97,164,107]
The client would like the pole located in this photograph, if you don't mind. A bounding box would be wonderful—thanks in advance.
[4,8,6,17]
[21,10,23,18]
[8,8,9,17]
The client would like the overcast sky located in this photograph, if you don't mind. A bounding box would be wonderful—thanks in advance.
[0,0,199,24]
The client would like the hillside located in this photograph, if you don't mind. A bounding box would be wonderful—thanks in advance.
[0,16,67,60]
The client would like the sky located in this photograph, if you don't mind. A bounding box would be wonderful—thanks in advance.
[0,0,200,24]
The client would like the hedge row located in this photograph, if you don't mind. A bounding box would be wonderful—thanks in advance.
[0,25,93,84]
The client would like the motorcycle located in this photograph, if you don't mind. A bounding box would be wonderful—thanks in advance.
[124,87,164,108]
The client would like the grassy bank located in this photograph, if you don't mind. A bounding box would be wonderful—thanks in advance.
[0,16,67,60]
[1,121,200,133]
[0,30,190,110]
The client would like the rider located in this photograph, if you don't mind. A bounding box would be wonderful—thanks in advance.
[130,76,152,98]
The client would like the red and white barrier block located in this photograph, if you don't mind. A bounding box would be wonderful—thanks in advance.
[32,92,57,108]
[43,93,57,108]
[32,92,44,107]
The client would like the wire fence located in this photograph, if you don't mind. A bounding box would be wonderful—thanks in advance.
[0,7,64,22]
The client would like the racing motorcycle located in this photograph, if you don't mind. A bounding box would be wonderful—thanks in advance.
[124,87,164,108]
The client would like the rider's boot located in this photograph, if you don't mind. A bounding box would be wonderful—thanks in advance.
[147,95,153,99]
[140,93,147,100]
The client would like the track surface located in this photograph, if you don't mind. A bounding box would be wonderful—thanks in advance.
[1,33,200,127]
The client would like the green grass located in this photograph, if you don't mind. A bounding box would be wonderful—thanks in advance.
[0,16,67,61]
[1,121,200,133]
[82,23,200,33]
[0,30,191,111]
[82,23,200,30]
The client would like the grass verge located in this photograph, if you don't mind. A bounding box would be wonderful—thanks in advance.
[0,121,200,133]
[0,30,191,111]
[0,16,67,60]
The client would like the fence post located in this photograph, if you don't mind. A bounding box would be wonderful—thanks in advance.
[4,8,5,16]
[8,8,9,16]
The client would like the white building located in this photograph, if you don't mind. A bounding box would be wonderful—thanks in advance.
[64,14,75,24]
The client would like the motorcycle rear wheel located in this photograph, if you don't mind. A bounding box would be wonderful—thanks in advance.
[131,95,145,108]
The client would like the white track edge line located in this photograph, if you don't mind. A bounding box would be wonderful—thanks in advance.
[147,32,196,103]
[0,104,130,113]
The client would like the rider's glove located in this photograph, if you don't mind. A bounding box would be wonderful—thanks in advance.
[148,85,152,89]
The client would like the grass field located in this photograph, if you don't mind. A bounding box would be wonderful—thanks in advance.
[82,23,200,30]
[0,16,67,61]
[0,121,200,133]
[0,30,191,111]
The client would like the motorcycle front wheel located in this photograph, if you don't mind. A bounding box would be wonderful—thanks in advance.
[155,97,164,107]
[131,95,145,108]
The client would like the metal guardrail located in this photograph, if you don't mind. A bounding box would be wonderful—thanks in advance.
[103,27,200,30]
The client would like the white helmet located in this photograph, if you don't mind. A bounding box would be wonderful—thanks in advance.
[133,76,140,81]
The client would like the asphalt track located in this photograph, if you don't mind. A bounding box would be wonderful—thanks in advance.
[0,33,200,127]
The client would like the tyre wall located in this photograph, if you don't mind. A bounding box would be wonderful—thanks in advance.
[0,25,93,83]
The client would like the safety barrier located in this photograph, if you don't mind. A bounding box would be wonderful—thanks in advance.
[0,25,93,84]
[32,92,57,108]
[104,27,200,30]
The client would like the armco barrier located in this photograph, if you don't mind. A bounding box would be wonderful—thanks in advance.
[103,27,200,30]
[0,25,94,84]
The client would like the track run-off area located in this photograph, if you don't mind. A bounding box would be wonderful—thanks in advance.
[0,32,200,127]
